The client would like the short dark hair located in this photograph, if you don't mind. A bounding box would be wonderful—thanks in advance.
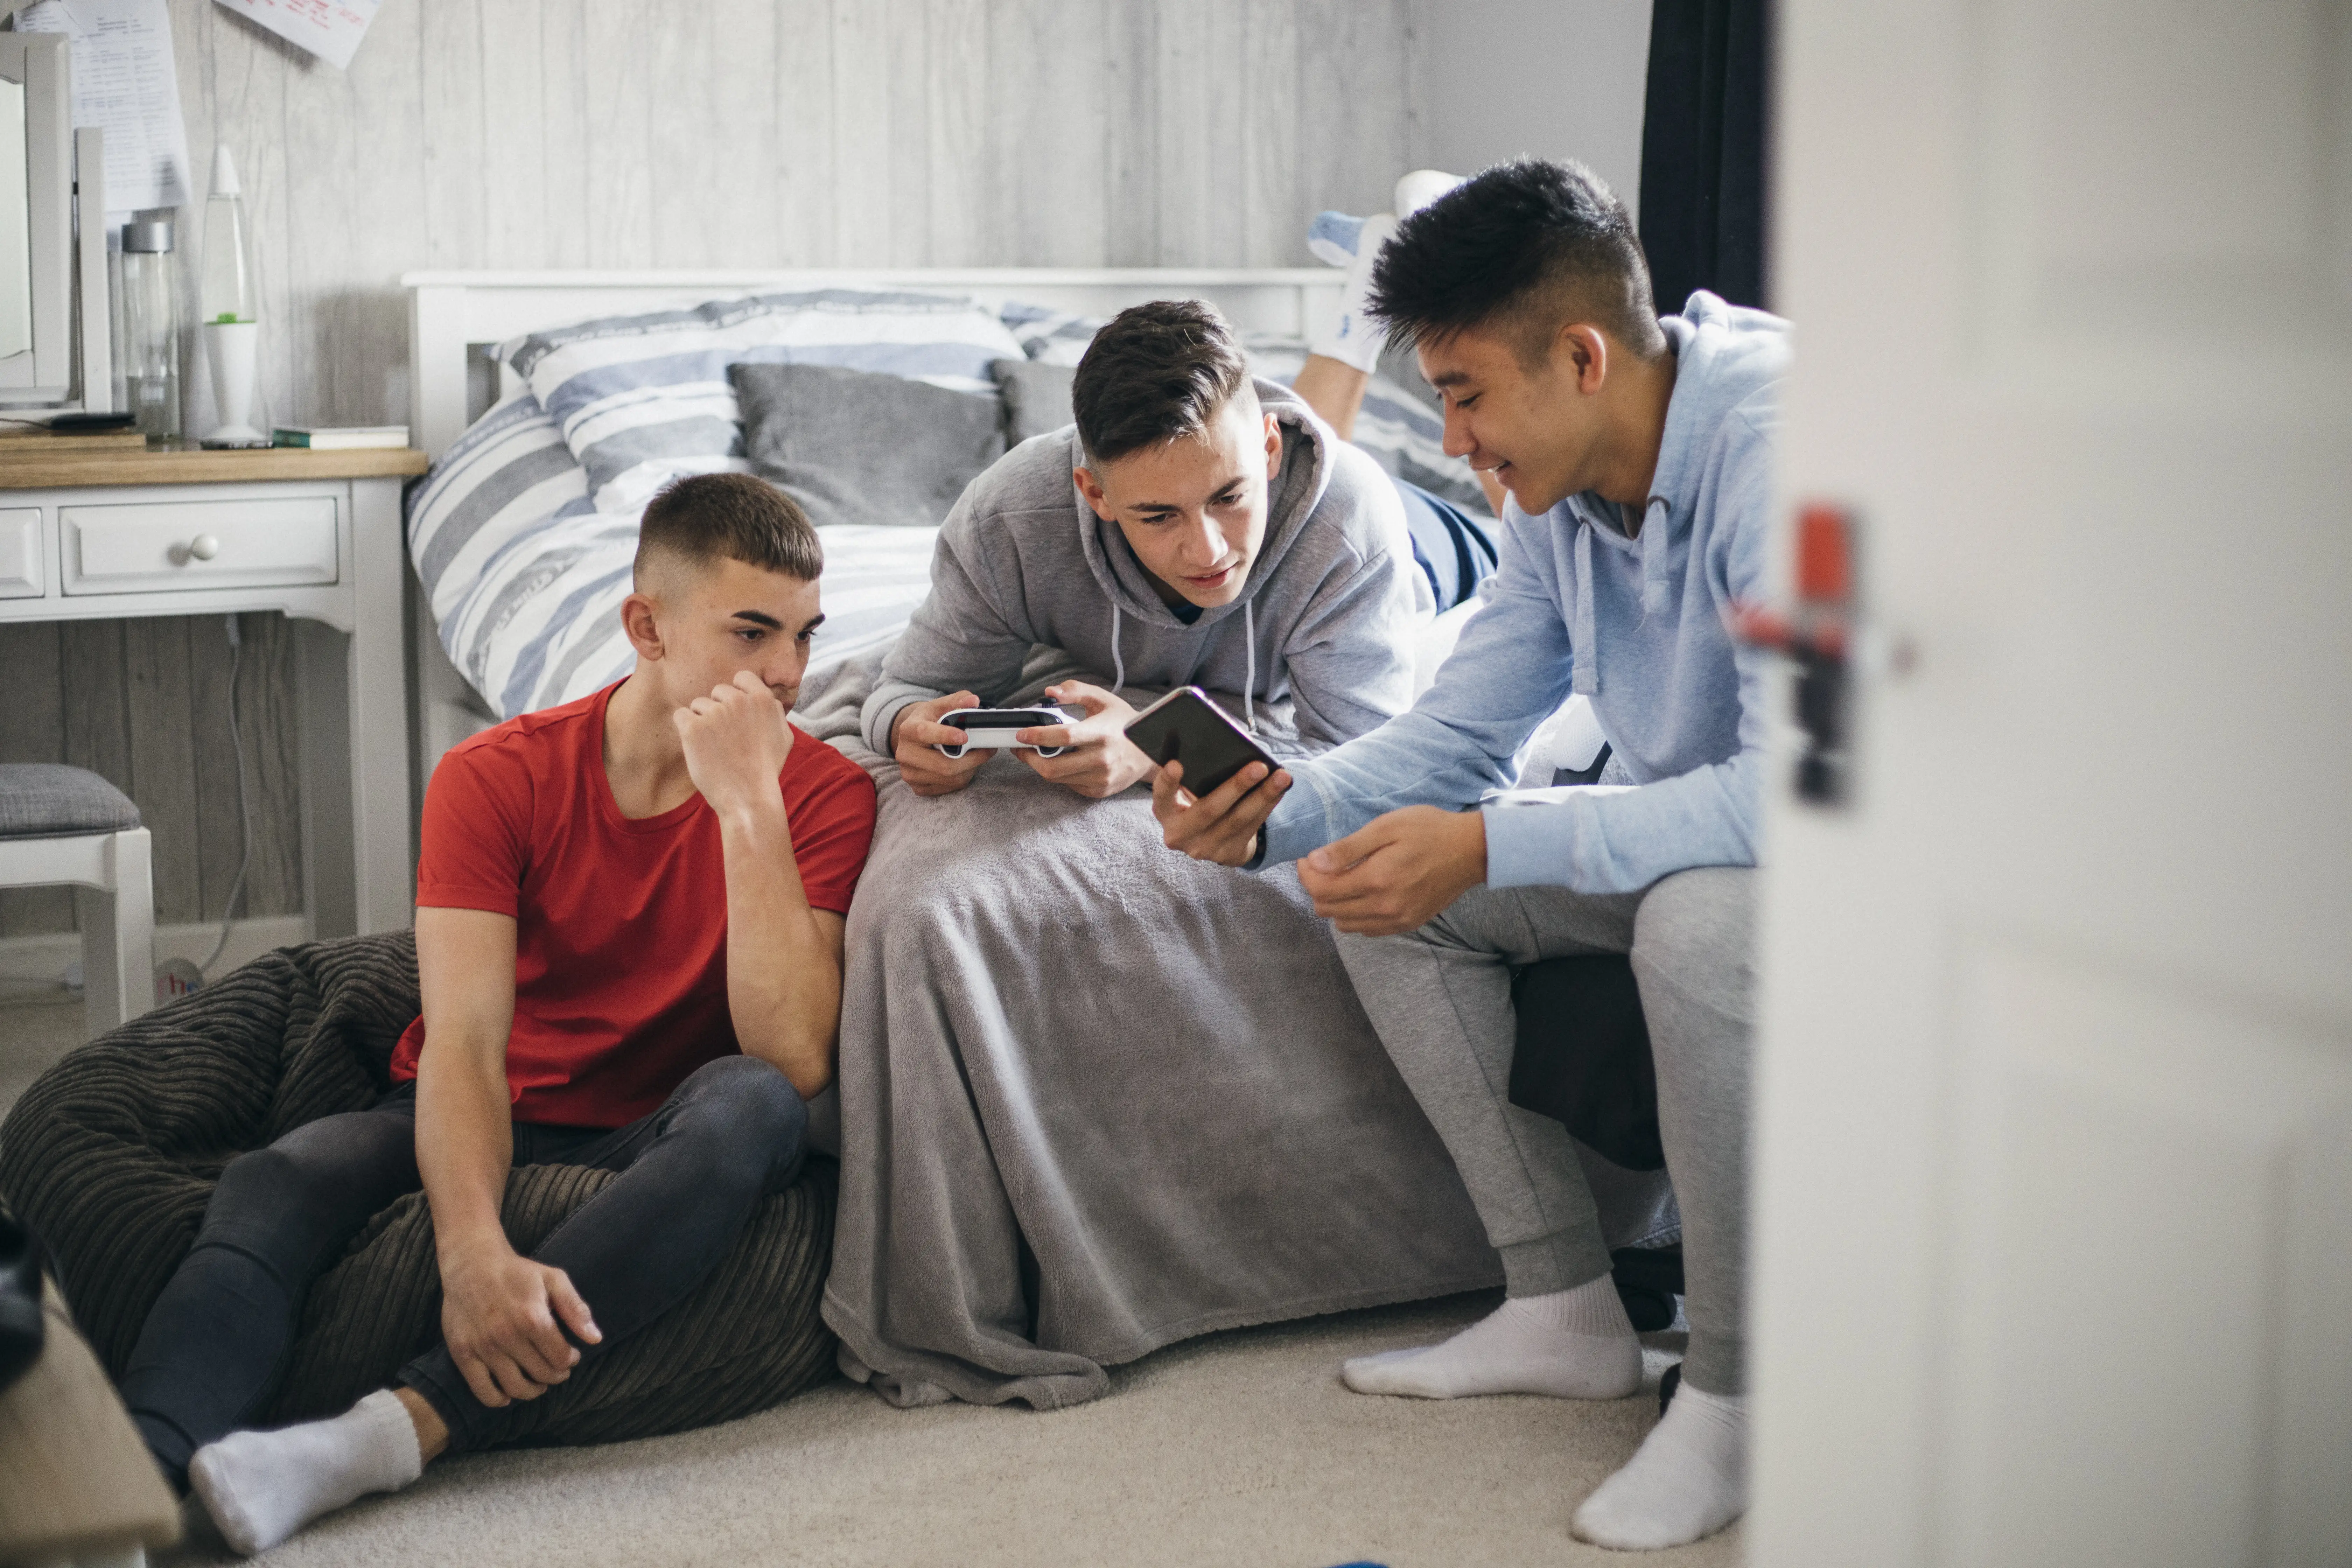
[1368,159,1664,362]
[635,472,822,586]
[1071,299,1254,465]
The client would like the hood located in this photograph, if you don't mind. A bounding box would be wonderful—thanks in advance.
[1560,289,1791,694]
[1071,374,1338,633]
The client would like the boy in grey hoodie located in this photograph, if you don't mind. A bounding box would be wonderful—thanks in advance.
[1155,161,1781,1551]
[861,299,1425,792]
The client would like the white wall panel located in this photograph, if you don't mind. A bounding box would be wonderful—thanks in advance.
[14,0,1425,937]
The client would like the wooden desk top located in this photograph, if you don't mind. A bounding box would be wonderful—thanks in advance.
[0,443,431,490]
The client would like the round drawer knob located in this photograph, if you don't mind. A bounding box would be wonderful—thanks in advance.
[188,533,221,561]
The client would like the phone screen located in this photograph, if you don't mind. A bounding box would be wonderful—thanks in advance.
[1123,687,1278,797]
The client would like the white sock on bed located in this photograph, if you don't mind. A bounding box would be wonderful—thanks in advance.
[1308,212,1398,372]
[1340,1275,1641,1400]
[189,1388,422,1555]
[1571,1382,1748,1549]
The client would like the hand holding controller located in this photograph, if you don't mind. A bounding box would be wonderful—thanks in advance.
[935,706,1078,760]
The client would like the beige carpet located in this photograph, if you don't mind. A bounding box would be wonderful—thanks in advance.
[3,992,1740,1568]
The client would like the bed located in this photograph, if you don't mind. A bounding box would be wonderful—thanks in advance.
[400,269,1541,1409]
[402,269,1485,761]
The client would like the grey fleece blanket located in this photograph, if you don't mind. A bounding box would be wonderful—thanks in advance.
[797,655,1502,1409]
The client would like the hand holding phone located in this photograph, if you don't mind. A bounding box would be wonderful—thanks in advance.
[1129,687,1292,866]
[1123,687,1278,797]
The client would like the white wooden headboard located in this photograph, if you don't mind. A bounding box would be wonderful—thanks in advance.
[401,267,1344,459]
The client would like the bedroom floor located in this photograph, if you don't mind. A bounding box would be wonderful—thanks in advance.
[2,992,1740,1568]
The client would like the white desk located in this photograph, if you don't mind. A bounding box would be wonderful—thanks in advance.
[0,445,430,937]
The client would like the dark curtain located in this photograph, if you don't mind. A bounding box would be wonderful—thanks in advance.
[1637,0,1771,312]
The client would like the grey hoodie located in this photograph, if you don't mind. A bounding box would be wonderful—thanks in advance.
[860,377,1424,759]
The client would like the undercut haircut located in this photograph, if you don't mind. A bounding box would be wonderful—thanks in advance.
[1071,299,1255,467]
[634,472,822,588]
[1367,158,1666,363]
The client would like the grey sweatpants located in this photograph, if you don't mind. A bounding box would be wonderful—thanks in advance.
[1334,866,1755,1394]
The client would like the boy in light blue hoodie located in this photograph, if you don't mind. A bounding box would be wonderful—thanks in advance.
[1154,160,1785,1552]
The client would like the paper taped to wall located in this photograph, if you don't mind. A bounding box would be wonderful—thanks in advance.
[210,0,380,73]
[13,0,192,219]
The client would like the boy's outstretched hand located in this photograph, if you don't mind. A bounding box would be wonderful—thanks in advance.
[1296,805,1487,935]
[1151,757,1293,867]
[676,669,794,816]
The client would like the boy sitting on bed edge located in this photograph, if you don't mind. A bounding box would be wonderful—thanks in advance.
[861,298,1426,788]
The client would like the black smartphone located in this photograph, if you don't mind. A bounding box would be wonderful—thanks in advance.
[1124,687,1279,797]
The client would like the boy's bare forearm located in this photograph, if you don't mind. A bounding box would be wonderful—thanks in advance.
[717,797,840,1097]
[415,1038,519,1265]
[412,906,525,1268]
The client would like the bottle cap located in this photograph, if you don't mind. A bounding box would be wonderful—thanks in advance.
[123,217,174,253]
[210,144,241,198]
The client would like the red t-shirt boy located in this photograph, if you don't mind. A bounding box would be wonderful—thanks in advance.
[390,674,874,1127]
[156,475,876,1554]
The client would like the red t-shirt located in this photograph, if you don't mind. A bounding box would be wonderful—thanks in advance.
[390,681,877,1128]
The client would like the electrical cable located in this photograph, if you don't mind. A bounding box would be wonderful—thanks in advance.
[199,614,254,976]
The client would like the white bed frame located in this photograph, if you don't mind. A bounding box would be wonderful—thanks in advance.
[398,268,1344,784]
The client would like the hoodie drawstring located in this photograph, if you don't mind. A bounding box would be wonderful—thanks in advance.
[1572,498,1671,699]
[1108,584,1252,730]
[1242,599,1258,732]
[1572,524,1599,696]
[1640,496,1671,617]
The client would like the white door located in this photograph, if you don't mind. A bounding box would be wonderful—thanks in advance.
[1751,5,2352,1567]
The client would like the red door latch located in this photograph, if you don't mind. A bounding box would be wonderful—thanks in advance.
[1730,502,1855,806]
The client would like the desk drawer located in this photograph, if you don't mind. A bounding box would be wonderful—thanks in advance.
[0,509,38,598]
[63,496,339,595]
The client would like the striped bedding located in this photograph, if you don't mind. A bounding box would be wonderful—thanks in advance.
[408,389,939,722]
[408,289,1490,727]
[502,288,1026,514]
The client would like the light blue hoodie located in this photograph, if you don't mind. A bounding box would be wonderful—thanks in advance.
[1259,291,1788,893]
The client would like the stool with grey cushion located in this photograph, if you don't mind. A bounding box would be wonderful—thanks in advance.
[0,764,153,1037]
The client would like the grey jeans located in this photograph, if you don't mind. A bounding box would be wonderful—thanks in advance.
[1334,866,1755,1394]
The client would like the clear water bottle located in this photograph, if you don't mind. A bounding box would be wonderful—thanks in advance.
[121,216,180,444]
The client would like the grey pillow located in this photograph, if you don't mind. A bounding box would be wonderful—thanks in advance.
[730,362,1006,529]
[990,358,1077,447]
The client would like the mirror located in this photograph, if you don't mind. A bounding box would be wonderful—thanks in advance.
[0,75,29,363]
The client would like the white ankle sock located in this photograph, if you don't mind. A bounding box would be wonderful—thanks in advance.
[1308,212,1398,372]
[1571,1381,1748,1550]
[189,1387,424,1555]
[1340,1276,1640,1400]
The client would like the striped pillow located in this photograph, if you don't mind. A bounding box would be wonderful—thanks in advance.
[501,288,1027,512]
[407,390,595,663]
[997,301,1104,367]
[1243,339,1490,516]
[408,390,941,721]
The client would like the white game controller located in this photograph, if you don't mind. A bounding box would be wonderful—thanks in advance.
[935,706,1077,760]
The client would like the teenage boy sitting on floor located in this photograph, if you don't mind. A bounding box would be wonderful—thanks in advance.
[120,474,877,1554]
[864,298,1424,791]
[1153,159,1785,1551]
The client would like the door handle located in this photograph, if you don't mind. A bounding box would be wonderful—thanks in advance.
[187,533,220,561]
[1730,502,1861,806]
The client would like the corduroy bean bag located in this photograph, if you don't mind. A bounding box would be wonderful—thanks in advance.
[0,931,837,1443]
